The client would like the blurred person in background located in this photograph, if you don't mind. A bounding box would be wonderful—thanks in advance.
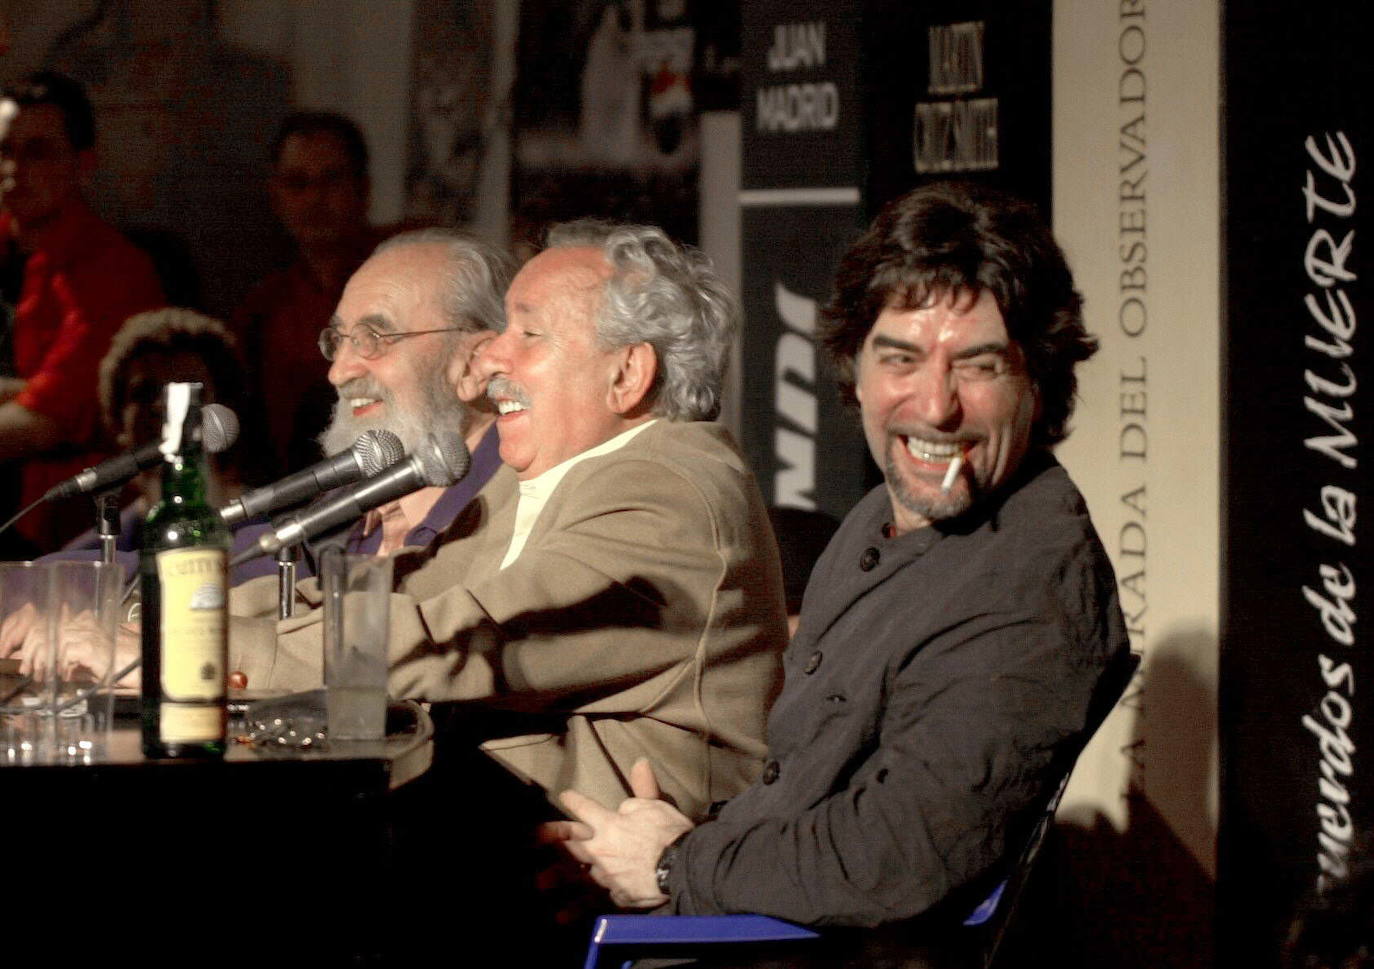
[0,71,164,555]
[58,307,251,559]
[232,111,384,478]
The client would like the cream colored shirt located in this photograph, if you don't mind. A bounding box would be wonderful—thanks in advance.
[499,420,657,569]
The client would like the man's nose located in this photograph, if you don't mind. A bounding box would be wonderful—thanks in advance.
[327,337,367,386]
[909,363,961,428]
[473,331,510,381]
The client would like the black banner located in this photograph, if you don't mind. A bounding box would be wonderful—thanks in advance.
[1222,2,1374,965]
[737,0,1051,517]
[739,0,867,517]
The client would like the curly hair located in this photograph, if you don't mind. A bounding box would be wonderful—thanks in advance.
[546,220,737,422]
[822,181,1097,447]
[98,308,244,436]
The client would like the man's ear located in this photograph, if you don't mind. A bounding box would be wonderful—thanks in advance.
[606,342,658,415]
[449,330,496,405]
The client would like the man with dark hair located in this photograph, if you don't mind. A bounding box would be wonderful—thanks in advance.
[0,71,165,553]
[234,110,381,477]
[547,182,1132,967]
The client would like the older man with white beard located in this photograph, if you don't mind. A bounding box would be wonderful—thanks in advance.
[15,230,518,691]
[226,229,513,591]
[233,219,785,818]
[303,227,511,559]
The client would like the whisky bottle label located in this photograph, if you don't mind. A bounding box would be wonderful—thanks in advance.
[159,703,224,743]
[157,547,227,705]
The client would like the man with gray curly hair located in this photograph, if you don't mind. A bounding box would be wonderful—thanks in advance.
[539,219,734,422]
[245,218,786,821]
[233,219,785,962]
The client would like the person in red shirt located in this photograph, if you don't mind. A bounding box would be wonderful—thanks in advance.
[232,111,383,479]
[0,72,165,553]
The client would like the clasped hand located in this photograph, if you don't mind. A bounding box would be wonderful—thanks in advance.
[538,758,695,910]
[0,602,139,689]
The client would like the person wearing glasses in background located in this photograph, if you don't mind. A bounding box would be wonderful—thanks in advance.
[232,111,387,479]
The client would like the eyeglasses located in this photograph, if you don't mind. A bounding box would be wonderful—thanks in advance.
[318,325,466,361]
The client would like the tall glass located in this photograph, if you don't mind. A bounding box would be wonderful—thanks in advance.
[321,549,393,741]
[0,560,124,764]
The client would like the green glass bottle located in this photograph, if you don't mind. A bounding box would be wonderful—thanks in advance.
[140,382,230,758]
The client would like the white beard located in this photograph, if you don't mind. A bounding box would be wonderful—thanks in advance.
[319,368,469,459]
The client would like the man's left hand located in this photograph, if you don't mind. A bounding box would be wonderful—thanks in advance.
[543,758,695,909]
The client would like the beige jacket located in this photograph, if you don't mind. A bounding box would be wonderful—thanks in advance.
[230,420,787,818]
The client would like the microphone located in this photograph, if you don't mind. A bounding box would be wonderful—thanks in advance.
[219,429,405,527]
[43,404,240,501]
[244,431,471,560]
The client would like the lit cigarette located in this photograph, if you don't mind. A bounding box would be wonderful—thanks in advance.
[940,450,965,494]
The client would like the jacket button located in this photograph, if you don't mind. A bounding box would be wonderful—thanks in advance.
[803,651,822,674]
[859,547,880,571]
[762,760,780,784]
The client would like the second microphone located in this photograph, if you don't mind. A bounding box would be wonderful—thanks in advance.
[219,429,405,527]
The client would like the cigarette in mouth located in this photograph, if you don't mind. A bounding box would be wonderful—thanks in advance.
[940,449,966,494]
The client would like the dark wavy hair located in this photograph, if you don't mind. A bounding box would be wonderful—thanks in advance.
[822,181,1097,447]
[2,71,95,151]
[269,111,369,181]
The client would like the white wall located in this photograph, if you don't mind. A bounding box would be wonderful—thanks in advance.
[1053,0,1221,903]
[223,0,418,227]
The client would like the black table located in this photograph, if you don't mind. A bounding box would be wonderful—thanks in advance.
[1,701,434,967]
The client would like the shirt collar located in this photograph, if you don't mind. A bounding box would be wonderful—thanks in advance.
[517,419,657,502]
[421,421,504,530]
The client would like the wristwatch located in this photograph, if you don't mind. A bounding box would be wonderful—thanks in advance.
[655,831,690,896]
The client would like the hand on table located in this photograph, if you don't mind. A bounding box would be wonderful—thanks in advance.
[0,601,40,657]
[2,607,140,690]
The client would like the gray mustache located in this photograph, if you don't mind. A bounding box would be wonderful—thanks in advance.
[486,376,531,408]
[335,378,388,402]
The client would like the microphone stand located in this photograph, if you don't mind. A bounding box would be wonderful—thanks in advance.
[276,542,300,620]
[96,491,121,565]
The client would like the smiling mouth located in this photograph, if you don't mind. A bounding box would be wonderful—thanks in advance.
[350,397,381,415]
[901,435,964,464]
[496,399,528,416]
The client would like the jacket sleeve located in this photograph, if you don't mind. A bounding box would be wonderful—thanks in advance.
[390,456,736,709]
[260,457,738,710]
[668,602,1118,927]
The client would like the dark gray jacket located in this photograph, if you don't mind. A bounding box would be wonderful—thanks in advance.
[668,452,1130,944]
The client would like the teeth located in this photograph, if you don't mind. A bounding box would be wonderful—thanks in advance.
[905,437,962,462]
[350,398,379,409]
[497,400,527,415]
